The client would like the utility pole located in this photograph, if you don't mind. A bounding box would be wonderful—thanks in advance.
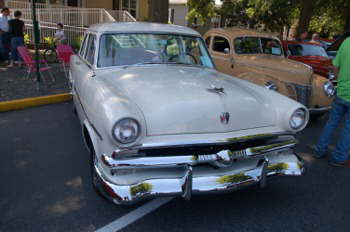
[31,0,41,86]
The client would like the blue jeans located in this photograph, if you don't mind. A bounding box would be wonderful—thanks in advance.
[316,97,350,163]
[10,37,24,62]
[0,32,11,61]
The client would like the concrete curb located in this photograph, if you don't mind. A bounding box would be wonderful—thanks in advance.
[0,93,72,112]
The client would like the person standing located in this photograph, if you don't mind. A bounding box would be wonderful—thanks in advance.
[0,7,11,63]
[54,23,65,44]
[7,10,24,67]
[315,38,350,167]
[297,31,308,42]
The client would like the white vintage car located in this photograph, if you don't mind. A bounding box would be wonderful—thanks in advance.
[70,22,308,205]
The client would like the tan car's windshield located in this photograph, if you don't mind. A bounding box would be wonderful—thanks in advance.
[98,33,214,68]
[234,37,283,56]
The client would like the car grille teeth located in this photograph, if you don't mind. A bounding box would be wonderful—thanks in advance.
[293,84,311,107]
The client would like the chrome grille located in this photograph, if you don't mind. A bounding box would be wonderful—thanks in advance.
[293,84,312,107]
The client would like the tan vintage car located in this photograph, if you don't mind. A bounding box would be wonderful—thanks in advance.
[204,28,335,114]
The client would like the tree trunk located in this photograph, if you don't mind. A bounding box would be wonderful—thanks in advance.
[148,0,169,23]
[344,5,350,33]
[0,0,5,8]
[296,0,316,37]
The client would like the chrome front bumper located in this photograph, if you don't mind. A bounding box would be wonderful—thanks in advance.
[95,139,304,205]
[309,106,331,114]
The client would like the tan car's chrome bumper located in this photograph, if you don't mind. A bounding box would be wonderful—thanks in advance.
[95,140,304,205]
[309,106,331,114]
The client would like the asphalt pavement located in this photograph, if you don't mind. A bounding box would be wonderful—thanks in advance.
[1,102,350,232]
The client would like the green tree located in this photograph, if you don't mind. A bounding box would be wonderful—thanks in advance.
[187,0,216,25]
[245,0,299,33]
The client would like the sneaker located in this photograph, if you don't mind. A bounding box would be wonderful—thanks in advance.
[329,160,350,168]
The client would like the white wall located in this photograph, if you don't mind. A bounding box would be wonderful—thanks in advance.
[169,4,188,27]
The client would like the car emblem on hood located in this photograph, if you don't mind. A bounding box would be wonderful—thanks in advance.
[220,112,230,124]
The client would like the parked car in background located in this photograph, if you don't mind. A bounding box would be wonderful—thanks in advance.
[326,30,350,59]
[70,22,307,205]
[282,41,336,82]
[204,28,335,115]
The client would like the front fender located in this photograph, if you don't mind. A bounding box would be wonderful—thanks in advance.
[237,72,292,98]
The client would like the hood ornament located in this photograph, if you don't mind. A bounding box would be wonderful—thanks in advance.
[220,112,230,124]
[207,85,225,95]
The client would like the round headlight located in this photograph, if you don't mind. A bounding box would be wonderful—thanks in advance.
[265,81,278,91]
[290,108,308,130]
[323,81,336,97]
[112,118,140,144]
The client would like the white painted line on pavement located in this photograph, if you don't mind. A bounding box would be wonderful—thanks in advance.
[95,197,175,232]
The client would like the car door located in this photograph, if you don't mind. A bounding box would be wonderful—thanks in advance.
[71,33,89,96]
[209,35,234,75]
[73,33,98,118]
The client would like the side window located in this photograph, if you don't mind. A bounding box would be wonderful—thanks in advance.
[85,35,96,65]
[205,36,211,48]
[234,37,260,54]
[79,34,89,57]
[212,36,230,53]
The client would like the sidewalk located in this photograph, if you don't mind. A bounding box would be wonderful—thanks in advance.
[0,63,70,102]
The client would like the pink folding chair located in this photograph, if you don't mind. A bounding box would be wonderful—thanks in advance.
[56,44,74,77]
[17,46,54,82]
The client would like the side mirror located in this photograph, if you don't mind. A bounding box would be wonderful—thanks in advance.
[224,48,230,54]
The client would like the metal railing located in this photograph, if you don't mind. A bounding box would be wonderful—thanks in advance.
[5,0,136,45]
[5,1,136,27]
[23,19,86,45]
[5,0,67,9]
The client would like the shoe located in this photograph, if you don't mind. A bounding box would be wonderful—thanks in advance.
[312,147,326,159]
[329,160,350,168]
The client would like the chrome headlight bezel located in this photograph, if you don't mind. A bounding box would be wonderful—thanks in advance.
[328,70,336,80]
[323,81,336,97]
[265,81,278,91]
[289,108,308,130]
[112,118,140,144]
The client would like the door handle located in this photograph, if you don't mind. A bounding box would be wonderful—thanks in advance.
[230,58,235,69]
[75,61,81,65]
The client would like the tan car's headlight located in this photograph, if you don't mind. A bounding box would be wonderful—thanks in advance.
[323,81,336,97]
[112,118,140,144]
[289,108,308,130]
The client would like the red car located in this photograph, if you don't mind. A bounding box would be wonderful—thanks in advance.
[282,41,335,81]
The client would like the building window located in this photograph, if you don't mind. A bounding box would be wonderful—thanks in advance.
[121,0,137,18]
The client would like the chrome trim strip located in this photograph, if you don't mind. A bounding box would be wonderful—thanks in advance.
[135,132,294,150]
[103,140,296,169]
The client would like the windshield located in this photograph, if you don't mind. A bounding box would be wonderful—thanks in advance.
[288,44,328,57]
[234,37,283,56]
[98,33,214,68]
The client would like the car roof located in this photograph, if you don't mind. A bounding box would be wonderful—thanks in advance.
[206,27,279,39]
[87,22,200,36]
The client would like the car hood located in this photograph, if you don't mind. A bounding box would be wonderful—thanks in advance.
[99,65,276,136]
[237,54,313,85]
[289,56,332,73]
